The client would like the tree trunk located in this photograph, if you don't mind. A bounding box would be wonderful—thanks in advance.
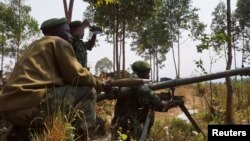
[171,46,178,78]
[113,34,116,72]
[156,47,159,82]
[225,0,234,124]
[122,21,126,77]
[233,36,237,81]
[1,38,3,79]
[63,0,74,22]
[177,32,180,78]
[63,0,68,19]
[115,20,119,76]
[150,54,152,80]
[68,0,74,21]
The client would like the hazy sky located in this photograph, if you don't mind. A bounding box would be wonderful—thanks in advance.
[5,0,239,79]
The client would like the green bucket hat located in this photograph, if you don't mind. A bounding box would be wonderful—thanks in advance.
[132,61,151,72]
[40,18,68,30]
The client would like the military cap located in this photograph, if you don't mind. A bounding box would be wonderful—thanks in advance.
[69,20,82,28]
[40,18,68,30]
[132,61,151,72]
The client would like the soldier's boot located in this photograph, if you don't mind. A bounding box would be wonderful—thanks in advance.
[6,125,30,141]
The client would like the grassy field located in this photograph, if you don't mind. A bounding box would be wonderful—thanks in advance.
[1,81,250,140]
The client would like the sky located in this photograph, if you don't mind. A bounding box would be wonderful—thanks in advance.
[3,0,240,79]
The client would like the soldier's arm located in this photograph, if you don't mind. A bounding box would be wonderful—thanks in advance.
[85,34,96,50]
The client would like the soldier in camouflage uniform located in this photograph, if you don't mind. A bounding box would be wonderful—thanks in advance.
[69,20,97,68]
[111,61,178,141]
[0,18,110,141]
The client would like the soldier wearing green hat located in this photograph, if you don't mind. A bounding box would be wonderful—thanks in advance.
[69,19,98,68]
[0,17,110,141]
[111,60,178,140]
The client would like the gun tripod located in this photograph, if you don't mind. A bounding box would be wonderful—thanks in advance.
[167,87,206,138]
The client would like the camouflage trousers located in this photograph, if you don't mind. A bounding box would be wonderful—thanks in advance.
[44,85,97,130]
[2,85,97,130]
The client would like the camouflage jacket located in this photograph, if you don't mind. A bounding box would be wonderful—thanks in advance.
[71,35,96,68]
[72,37,88,67]
[111,74,163,140]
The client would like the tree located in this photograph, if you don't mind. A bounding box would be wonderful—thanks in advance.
[131,0,205,80]
[0,0,39,77]
[130,0,170,81]
[62,0,120,22]
[7,0,39,61]
[63,0,74,22]
[196,1,234,124]
[156,0,205,78]
[84,0,156,77]
[235,0,250,66]
[225,0,233,124]
[95,57,112,75]
[0,1,12,78]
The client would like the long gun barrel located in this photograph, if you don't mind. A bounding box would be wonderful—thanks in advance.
[148,67,250,90]
[97,67,250,101]
[110,78,151,87]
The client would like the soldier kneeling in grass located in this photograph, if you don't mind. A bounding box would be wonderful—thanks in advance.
[0,17,110,141]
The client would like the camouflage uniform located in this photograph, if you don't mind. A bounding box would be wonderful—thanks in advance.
[111,61,164,140]
[70,20,96,68]
[72,36,88,67]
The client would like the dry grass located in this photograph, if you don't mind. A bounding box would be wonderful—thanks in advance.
[1,81,250,141]
[30,113,75,141]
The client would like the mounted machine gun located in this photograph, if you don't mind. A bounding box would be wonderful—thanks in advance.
[97,67,250,139]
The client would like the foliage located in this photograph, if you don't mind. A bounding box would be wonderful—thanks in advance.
[83,0,120,6]
[235,0,250,65]
[130,0,170,65]
[87,0,155,31]
[195,2,229,75]
[6,0,40,61]
[95,57,112,75]
[0,0,39,74]
[84,0,157,74]
[235,0,250,29]
[0,1,14,72]
[132,0,204,78]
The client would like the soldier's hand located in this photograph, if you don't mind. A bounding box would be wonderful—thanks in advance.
[103,78,112,94]
[158,92,172,100]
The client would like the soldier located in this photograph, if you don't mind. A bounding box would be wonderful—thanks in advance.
[0,17,110,141]
[69,20,100,68]
[111,61,178,141]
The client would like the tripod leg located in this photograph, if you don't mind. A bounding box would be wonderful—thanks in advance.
[178,104,206,138]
